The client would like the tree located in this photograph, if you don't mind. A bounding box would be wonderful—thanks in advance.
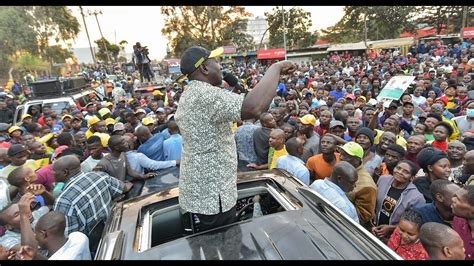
[0,6,80,79]
[265,7,314,49]
[94,38,120,62]
[321,6,417,43]
[0,7,38,75]
[415,6,474,34]
[43,45,74,64]
[161,6,254,56]
[24,6,80,55]
[9,52,50,78]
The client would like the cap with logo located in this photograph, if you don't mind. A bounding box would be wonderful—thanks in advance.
[7,144,28,157]
[180,46,224,75]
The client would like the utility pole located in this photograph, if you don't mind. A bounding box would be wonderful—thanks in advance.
[364,12,368,46]
[462,6,468,37]
[282,6,287,60]
[79,6,96,65]
[208,7,215,45]
[89,9,112,64]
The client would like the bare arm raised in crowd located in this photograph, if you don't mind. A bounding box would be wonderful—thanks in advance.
[241,61,296,120]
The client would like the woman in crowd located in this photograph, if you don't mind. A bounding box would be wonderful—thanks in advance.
[371,160,425,241]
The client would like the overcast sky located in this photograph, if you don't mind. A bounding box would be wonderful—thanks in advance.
[65,6,345,60]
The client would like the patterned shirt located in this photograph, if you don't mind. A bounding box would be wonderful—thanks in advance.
[53,171,124,236]
[175,80,244,215]
[235,123,258,163]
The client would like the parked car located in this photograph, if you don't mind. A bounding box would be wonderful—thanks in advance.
[95,168,401,260]
[14,89,99,125]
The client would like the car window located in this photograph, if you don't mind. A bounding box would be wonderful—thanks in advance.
[15,105,24,124]
[44,101,70,115]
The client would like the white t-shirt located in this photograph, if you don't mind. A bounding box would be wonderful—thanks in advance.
[49,232,91,260]
[80,155,103,173]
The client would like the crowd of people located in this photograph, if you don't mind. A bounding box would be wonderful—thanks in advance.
[0,36,471,260]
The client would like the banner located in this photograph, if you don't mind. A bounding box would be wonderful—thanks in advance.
[462,27,474,38]
[377,75,416,101]
[257,48,286,59]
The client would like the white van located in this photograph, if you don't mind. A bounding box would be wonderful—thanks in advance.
[13,89,98,125]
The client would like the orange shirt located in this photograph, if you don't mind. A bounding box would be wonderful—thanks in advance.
[306,153,341,181]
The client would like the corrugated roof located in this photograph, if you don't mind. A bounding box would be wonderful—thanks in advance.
[327,42,367,51]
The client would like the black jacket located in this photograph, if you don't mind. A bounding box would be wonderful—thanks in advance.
[0,108,13,124]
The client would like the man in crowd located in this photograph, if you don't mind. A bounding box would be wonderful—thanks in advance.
[53,155,132,235]
[276,137,309,185]
[174,46,295,231]
[310,161,359,222]
[340,142,377,228]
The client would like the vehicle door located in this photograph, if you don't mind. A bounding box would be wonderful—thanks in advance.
[13,105,24,125]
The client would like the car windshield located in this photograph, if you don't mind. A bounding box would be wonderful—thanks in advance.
[44,101,70,115]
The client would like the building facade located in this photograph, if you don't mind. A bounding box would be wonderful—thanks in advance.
[246,16,269,50]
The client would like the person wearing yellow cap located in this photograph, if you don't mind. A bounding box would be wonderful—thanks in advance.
[8,125,23,145]
[174,45,296,231]
[105,118,116,134]
[85,116,107,139]
[105,102,114,112]
[134,109,147,121]
[296,114,320,163]
[60,114,74,133]
[339,141,377,228]
[20,114,33,125]
[98,107,112,120]
[141,117,155,134]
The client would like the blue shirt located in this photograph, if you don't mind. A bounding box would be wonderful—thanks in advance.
[163,134,182,161]
[235,124,258,164]
[414,202,450,226]
[276,155,310,185]
[329,89,345,101]
[126,151,176,174]
[310,179,360,223]
[137,132,164,161]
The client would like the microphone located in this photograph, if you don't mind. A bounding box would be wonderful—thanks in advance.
[223,72,247,94]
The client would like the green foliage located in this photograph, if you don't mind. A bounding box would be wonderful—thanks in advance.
[95,37,120,63]
[0,6,79,77]
[9,52,49,72]
[265,7,315,49]
[161,6,254,57]
[415,6,474,34]
[43,45,74,64]
[321,6,417,43]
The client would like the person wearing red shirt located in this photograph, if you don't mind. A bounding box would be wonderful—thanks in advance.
[387,209,429,260]
[430,122,453,153]
[314,110,331,137]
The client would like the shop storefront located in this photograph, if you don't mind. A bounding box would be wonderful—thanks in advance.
[256,48,286,66]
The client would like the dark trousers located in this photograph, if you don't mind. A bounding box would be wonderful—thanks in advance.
[193,205,237,232]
